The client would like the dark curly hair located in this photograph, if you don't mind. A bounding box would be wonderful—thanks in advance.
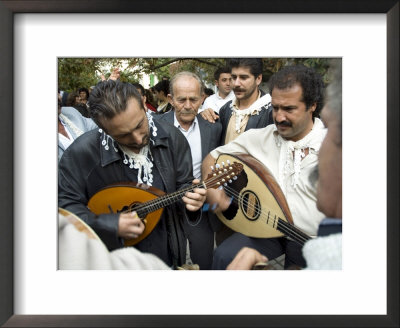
[268,65,325,118]
[153,79,170,96]
[227,58,263,78]
[88,80,144,128]
[78,87,90,100]
[214,66,231,81]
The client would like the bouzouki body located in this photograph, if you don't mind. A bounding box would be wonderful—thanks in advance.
[215,154,309,243]
[87,182,165,246]
[87,162,243,247]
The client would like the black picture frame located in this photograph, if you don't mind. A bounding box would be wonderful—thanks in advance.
[0,1,398,327]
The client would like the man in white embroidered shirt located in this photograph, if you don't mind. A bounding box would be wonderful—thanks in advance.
[201,64,327,269]
[199,66,234,114]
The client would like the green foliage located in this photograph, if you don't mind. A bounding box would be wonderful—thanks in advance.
[58,58,100,92]
[58,57,339,92]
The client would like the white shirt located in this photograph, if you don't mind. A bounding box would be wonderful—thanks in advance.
[58,117,74,150]
[210,118,327,236]
[303,233,342,269]
[199,90,235,114]
[174,115,202,179]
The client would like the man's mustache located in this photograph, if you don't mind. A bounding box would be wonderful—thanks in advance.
[181,110,197,115]
[234,88,245,92]
[275,120,292,127]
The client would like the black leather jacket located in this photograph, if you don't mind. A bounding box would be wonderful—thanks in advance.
[58,119,195,267]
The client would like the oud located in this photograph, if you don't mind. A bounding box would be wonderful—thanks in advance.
[215,154,311,246]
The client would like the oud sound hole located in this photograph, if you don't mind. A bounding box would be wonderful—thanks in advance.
[240,191,261,221]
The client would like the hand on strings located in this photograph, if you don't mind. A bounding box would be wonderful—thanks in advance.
[200,108,219,123]
[118,211,145,239]
[182,179,207,212]
[206,188,232,213]
[227,247,269,270]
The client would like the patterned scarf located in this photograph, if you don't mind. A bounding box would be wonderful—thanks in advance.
[230,93,271,133]
[274,118,326,191]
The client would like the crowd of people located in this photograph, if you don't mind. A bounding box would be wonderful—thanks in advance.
[58,58,342,271]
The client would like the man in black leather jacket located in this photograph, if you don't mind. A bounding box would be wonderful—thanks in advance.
[58,80,206,268]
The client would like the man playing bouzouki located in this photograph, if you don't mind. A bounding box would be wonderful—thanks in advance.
[202,65,327,270]
[58,80,206,269]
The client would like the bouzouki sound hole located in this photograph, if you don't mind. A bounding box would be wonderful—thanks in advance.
[240,190,261,221]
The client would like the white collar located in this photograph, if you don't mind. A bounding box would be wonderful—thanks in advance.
[274,118,326,190]
[173,114,198,132]
[217,90,234,100]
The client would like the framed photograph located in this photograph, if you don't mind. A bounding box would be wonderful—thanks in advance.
[1,1,398,327]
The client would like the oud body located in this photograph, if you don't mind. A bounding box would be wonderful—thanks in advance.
[215,154,310,246]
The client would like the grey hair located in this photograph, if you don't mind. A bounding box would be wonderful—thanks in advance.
[169,71,205,98]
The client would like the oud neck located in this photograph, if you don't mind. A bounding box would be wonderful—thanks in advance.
[275,216,312,246]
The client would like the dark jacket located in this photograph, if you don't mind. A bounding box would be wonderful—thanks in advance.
[218,89,274,145]
[156,111,223,233]
[58,119,195,267]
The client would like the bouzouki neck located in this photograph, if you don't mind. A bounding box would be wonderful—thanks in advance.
[133,183,205,218]
[130,161,243,220]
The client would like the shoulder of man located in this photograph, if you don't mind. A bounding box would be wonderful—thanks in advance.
[154,110,174,124]
[59,129,100,165]
[61,106,83,118]
[219,100,233,115]
[61,106,97,128]
[153,117,188,144]
[197,114,222,133]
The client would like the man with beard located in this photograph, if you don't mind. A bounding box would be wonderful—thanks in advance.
[201,64,327,269]
[201,58,273,145]
[157,71,222,269]
[58,80,206,268]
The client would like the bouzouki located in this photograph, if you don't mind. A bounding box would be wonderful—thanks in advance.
[87,161,243,246]
[215,153,311,246]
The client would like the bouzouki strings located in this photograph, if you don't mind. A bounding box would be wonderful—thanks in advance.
[222,184,311,246]
[121,165,241,216]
